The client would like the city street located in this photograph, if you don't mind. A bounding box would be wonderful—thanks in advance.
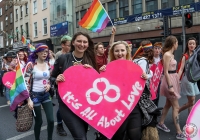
[0,94,199,140]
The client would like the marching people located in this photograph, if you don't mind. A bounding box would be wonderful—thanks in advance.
[17,50,28,69]
[95,27,116,71]
[178,37,200,114]
[54,35,72,136]
[25,43,54,140]
[157,35,185,139]
[52,32,97,140]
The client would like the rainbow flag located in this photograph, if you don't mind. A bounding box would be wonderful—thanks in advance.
[21,35,27,44]
[9,57,29,111]
[78,0,110,33]
[28,43,35,52]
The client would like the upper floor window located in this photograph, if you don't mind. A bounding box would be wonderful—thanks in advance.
[43,18,47,34]
[5,16,8,26]
[132,0,142,14]
[21,25,23,35]
[16,27,19,41]
[119,0,129,17]
[80,9,86,19]
[0,8,2,16]
[0,21,3,31]
[108,1,116,19]
[20,6,23,18]
[162,0,175,9]
[33,1,37,14]
[16,9,18,20]
[76,12,79,28]
[179,0,194,5]
[146,0,158,11]
[34,22,38,37]
[25,3,28,15]
[25,22,29,38]
[10,13,12,23]
[43,0,47,9]
[5,4,8,10]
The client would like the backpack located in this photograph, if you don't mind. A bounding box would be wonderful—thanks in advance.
[177,53,189,80]
[185,46,200,83]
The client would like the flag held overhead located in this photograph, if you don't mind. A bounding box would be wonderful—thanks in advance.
[79,0,111,33]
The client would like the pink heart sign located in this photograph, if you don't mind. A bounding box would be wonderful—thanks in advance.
[2,71,16,89]
[58,60,145,139]
[150,61,163,100]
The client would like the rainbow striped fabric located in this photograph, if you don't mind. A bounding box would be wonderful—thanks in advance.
[21,35,27,45]
[28,43,35,52]
[10,58,29,111]
[79,0,110,33]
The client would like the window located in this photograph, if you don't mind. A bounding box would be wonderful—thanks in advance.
[10,13,12,23]
[76,12,79,28]
[26,22,29,37]
[161,0,175,9]
[132,0,142,14]
[119,0,129,17]
[0,21,3,31]
[146,0,158,11]
[57,5,61,17]
[43,0,47,9]
[43,18,47,34]
[34,22,37,37]
[80,10,86,19]
[25,3,28,15]
[20,6,23,18]
[5,4,8,10]
[0,8,2,16]
[179,0,194,5]
[21,25,23,35]
[5,16,8,26]
[16,9,18,20]
[108,1,116,19]
[33,1,37,14]
[16,27,19,41]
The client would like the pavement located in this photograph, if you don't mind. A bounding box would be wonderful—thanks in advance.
[0,93,199,140]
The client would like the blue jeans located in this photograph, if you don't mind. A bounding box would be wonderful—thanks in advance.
[57,108,63,124]
[31,91,51,107]
[5,87,10,101]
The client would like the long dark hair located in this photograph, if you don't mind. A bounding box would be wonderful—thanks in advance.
[184,37,197,55]
[70,32,97,71]
[162,35,177,55]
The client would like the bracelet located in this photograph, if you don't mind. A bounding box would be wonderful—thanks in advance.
[168,85,173,89]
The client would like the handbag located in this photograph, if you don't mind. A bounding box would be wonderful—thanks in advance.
[16,104,33,132]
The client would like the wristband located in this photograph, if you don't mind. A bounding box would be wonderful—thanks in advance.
[168,85,173,89]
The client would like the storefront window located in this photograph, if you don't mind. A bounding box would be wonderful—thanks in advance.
[108,1,116,19]
[161,0,175,9]
[146,0,158,11]
[179,0,194,5]
[119,0,129,17]
[132,0,142,14]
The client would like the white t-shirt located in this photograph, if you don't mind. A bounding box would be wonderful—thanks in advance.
[154,57,161,65]
[32,63,50,92]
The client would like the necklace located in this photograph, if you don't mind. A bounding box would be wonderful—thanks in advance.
[72,51,83,65]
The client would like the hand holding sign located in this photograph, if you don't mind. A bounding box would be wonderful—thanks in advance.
[58,60,145,139]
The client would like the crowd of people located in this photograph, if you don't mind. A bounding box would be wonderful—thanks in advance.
[0,26,200,140]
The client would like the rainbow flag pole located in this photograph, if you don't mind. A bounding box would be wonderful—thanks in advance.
[79,0,114,33]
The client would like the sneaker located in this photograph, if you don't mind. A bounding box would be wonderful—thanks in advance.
[57,123,67,136]
[176,133,185,139]
[156,123,170,132]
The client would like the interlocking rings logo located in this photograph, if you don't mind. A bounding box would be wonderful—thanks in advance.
[86,78,120,105]
[183,123,198,138]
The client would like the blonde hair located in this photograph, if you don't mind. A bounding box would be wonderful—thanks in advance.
[109,41,131,62]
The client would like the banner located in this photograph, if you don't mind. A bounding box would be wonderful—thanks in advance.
[50,21,68,37]
[2,71,16,89]
[58,60,145,139]
[107,2,198,26]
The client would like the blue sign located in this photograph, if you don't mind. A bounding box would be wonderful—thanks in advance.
[107,2,199,26]
[50,21,68,37]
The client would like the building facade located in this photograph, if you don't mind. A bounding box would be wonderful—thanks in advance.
[0,0,14,55]
[50,0,73,52]
[75,0,200,61]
